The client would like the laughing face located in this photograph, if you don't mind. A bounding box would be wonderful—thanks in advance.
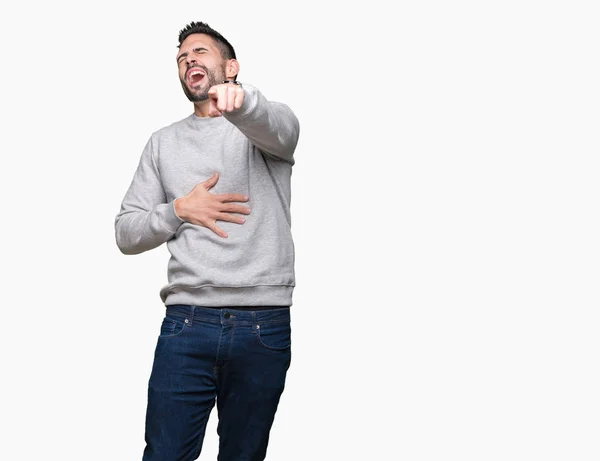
[177,34,227,103]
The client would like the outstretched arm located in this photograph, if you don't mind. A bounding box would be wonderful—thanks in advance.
[208,83,300,165]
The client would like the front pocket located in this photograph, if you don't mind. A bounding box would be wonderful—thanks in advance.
[256,322,291,351]
[158,316,186,339]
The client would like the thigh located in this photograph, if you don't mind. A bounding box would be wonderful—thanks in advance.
[216,319,292,461]
[143,314,220,461]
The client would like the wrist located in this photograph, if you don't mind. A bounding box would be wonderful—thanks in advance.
[174,197,187,221]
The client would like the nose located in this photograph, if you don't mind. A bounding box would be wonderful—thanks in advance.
[186,54,197,65]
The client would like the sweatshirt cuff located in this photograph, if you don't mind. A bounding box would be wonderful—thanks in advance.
[161,200,185,233]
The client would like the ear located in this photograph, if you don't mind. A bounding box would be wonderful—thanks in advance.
[225,59,240,79]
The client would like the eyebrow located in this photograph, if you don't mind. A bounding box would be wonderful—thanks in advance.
[177,47,209,62]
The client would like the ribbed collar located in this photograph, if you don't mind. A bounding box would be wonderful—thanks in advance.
[187,113,227,129]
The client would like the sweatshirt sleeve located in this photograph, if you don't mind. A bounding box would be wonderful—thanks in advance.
[114,135,184,255]
[223,84,300,165]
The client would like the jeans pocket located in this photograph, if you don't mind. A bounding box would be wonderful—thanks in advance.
[256,322,291,351]
[158,315,186,339]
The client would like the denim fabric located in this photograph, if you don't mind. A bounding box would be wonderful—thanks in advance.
[142,305,292,461]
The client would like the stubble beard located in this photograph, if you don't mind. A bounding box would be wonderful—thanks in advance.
[180,65,225,103]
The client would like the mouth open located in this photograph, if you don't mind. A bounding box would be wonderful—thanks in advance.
[187,69,206,86]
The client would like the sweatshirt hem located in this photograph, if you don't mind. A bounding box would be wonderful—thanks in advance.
[162,284,294,307]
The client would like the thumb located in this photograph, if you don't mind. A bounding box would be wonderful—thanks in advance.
[201,172,219,190]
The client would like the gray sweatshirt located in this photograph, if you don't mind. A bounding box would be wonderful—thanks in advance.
[115,84,300,307]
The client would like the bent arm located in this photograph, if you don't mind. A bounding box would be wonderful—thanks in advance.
[224,84,300,164]
[114,136,184,255]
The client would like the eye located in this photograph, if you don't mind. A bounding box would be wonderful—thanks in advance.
[193,48,206,54]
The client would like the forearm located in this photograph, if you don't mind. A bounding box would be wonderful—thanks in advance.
[115,200,183,255]
[224,84,300,164]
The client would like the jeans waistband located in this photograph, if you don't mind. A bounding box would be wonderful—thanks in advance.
[165,304,291,326]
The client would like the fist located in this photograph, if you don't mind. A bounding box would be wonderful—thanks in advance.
[207,82,245,117]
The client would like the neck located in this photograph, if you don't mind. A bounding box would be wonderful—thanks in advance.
[193,101,211,118]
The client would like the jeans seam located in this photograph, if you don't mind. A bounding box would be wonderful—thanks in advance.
[227,325,236,360]
[214,322,224,368]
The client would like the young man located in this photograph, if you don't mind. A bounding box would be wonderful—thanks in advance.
[115,21,300,461]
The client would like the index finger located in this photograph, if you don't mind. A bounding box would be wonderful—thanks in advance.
[215,193,249,203]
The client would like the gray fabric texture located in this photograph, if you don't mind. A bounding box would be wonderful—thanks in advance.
[115,84,300,306]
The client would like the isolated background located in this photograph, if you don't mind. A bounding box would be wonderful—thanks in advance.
[1,1,599,459]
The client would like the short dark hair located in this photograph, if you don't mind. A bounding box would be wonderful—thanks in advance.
[177,21,236,60]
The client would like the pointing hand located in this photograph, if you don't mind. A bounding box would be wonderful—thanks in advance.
[207,82,245,118]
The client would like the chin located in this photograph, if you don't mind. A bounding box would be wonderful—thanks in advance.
[184,91,208,103]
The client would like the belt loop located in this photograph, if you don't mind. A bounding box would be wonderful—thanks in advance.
[185,306,194,327]
[251,311,258,334]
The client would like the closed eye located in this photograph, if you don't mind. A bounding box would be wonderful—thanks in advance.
[176,47,209,63]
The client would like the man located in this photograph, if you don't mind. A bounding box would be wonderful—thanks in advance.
[114,21,300,461]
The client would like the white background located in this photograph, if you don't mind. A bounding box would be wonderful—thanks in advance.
[1,1,599,460]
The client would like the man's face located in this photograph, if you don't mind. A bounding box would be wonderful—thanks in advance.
[177,34,226,103]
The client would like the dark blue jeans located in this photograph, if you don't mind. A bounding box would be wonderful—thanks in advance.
[142,305,292,461]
